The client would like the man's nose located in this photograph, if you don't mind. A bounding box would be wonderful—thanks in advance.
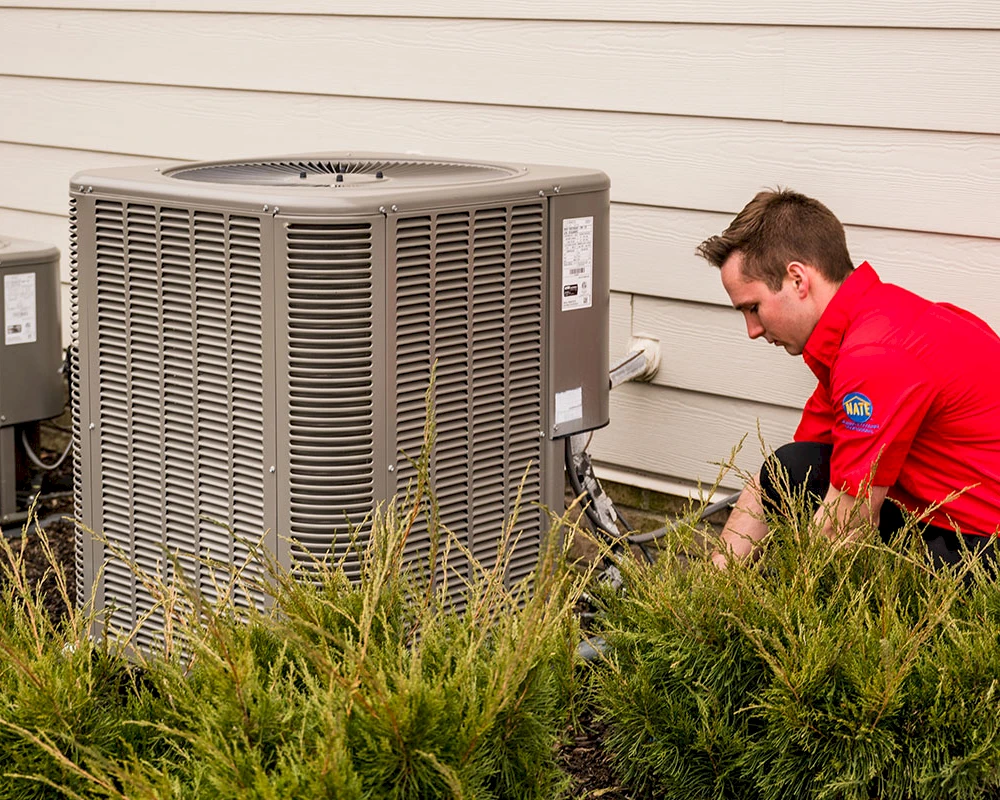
[745,317,765,340]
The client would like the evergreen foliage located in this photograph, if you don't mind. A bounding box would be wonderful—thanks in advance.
[0,398,588,798]
[591,481,1000,800]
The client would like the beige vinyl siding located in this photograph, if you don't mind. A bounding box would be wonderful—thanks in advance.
[1,5,997,495]
[3,1,999,27]
[612,205,1000,318]
[609,293,632,363]
[6,79,1000,238]
[4,12,1000,133]
[0,12,786,121]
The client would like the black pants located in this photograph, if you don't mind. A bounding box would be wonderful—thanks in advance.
[759,442,997,570]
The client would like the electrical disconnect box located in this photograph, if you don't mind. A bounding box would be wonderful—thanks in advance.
[0,236,65,526]
[70,153,610,647]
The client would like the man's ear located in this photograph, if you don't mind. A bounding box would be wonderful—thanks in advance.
[786,261,810,298]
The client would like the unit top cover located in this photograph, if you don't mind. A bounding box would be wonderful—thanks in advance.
[71,152,610,215]
[0,236,60,268]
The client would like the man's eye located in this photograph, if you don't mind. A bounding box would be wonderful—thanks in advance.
[748,305,758,314]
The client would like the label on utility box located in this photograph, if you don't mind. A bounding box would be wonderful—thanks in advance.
[4,272,37,345]
[561,216,593,311]
[555,387,584,425]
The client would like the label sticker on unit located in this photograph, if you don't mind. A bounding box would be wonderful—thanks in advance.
[562,216,594,311]
[555,387,584,426]
[4,273,36,346]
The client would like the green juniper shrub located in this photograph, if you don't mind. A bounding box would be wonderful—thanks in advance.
[589,524,765,800]
[124,609,364,799]
[591,475,1000,800]
[899,564,1000,800]
[112,492,584,799]
[0,524,172,800]
[0,393,589,798]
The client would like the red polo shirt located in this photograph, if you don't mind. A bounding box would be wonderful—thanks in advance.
[795,262,1000,536]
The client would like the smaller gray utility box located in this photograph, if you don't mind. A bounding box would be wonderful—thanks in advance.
[0,236,64,524]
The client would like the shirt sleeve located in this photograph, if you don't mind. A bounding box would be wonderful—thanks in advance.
[828,346,936,494]
[795,383,835,444]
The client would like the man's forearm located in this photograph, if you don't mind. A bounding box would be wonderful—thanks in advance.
[713,480,769,568]
[814,484,889,542]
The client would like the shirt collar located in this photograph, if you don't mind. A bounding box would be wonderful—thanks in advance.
[802,261,880,379]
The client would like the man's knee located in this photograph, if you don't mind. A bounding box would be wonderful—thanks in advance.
[758,441,833,513]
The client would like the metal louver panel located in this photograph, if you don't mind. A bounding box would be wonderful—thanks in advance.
[393,202,545,594]
[93,201,267,646]
[94,200,132,637]
[500,204,545,585]
[284,222,376,579]
[69,197,85,606]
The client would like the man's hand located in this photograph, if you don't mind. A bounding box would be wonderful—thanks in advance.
[814,484,889,542]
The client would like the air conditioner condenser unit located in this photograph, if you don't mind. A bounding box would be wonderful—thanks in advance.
[70,153,609,646]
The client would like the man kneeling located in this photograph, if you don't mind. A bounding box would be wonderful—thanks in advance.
[696,189,1000,569]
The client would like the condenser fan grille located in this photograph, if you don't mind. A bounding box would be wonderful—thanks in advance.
[166,159,520,188]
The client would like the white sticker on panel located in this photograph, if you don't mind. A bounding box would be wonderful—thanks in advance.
[555,387,584,425]
[562,216,593,311]
[4,273,37,346]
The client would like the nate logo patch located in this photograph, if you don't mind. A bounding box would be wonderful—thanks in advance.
[843,392,873,423]
[842,391,879,433]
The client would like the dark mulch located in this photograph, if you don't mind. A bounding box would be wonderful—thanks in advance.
[2,436,76,622]
[561,709,635,798]
[16,512,76,622]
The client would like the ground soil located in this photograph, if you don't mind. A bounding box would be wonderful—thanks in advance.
[560,709,636,799]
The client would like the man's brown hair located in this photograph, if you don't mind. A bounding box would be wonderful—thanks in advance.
[696,189,854,291]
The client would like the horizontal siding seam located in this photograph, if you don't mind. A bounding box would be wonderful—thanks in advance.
[1,5,999,29]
